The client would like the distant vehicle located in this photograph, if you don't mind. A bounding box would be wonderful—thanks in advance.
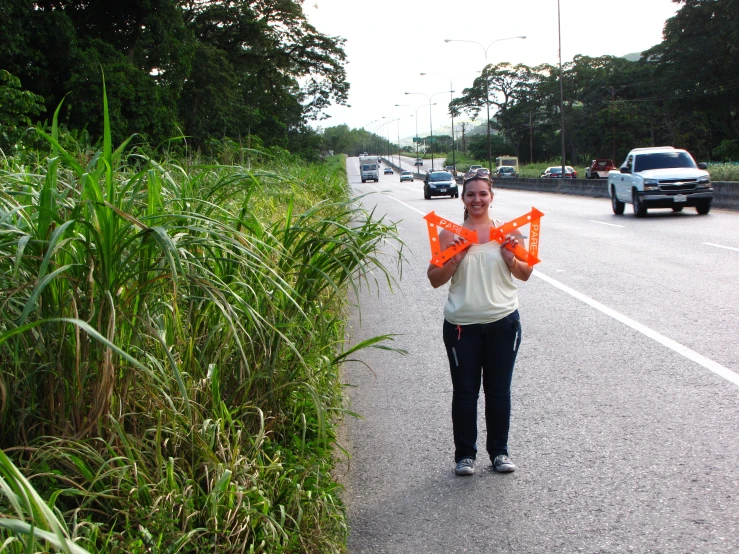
[468,165,484,172]
[359,155,379,183]
[361,152,368,157]
[383,167,393,175]
[377,157,382,163]
[541,166,576,178]
[423,171,458,199]
[400,171,414,182]
[608,146,712,216]
[444,165,456,174]
[415,158,424,166]
[495,165,518,178]
[495,156,519,173]
[586,159,615,179]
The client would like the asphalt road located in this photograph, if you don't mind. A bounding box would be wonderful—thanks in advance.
[338,157,739,554]
[393,154,447,174]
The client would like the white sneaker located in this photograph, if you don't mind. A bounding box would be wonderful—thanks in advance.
[455,458,475,476]
[493,454,516,473]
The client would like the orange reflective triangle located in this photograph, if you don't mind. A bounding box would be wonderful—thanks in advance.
[424,211,478,267]
[425,208,544,268]
[489,207,544,266]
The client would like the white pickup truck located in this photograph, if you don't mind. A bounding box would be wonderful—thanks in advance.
[608,147,713,217]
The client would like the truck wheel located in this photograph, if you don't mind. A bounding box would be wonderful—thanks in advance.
[424,191,430,200]
[362,179,366,183]
[695,200,711,215]
[633,190,647,218]
[671,206,683,212]
[611,186,625,215]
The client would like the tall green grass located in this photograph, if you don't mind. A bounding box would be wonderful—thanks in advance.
[0,87,403,552]
[706,162,739,182]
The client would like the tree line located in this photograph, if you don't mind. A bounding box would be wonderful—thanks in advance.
[325,0,739,166]
[1,0,348,159]
[3,0,738,165]
[457,0,739,164]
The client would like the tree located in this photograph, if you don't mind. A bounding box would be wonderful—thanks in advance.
[0,1,349,156]
[452,63,543,159]
[181,0,348,149]
[644,0,739,157]
[0,1,196,145]
[321,124,353,154]
[0,70,45,152]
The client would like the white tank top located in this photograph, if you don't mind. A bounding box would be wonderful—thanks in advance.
[443,235,518,325]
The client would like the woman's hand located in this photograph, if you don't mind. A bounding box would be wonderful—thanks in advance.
[500,233,533,281]
[449,237,469,267]
[500,234,521,266]
[427,234,469,288]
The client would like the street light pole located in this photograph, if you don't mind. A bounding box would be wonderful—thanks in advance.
[395,104,421,162]
[445,35,526,172]
[420,72,457,170]
[396,103,435,167]
[385,114,413,168]
[558,0,567,188]
[405,91,448,170]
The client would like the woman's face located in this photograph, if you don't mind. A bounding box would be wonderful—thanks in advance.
[462,179,493,216]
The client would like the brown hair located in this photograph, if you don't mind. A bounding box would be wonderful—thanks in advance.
[462,176,493,220]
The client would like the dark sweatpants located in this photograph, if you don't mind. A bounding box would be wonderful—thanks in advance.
[442,310,522,463]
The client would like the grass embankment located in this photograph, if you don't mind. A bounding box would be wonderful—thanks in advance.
[0,107,403,552]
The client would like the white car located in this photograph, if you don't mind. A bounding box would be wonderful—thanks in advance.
[495,166,518,177]
[400,171,413,182]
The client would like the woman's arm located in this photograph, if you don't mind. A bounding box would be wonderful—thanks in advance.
[427,230,468,288]
[500,233,533,282]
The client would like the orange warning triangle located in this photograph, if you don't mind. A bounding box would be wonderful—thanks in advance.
[423,211,477,267]
[489,207,544,266]
[425,208,544,268]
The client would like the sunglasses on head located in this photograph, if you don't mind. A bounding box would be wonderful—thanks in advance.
[463,168,491,182]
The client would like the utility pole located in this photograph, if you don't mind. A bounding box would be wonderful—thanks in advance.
[460,122,467,154]
[529,112,534,164]
[611,86,616,163]
[558,0,566,191]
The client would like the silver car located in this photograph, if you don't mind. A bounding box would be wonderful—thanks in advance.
[495,165,518,177]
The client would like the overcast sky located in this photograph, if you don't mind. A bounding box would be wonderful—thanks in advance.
[304,0,680,141]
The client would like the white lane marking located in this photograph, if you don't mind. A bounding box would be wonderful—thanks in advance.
[369,180,738,387]
[588,220,624,228]
[359,183,426,215]
[533,269,739,388]
[705,242,739,252]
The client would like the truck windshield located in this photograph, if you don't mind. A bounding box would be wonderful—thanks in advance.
[634,152,696,172]
[362,164,377,171]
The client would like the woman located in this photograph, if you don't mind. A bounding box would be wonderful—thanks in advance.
[427,169,532,476]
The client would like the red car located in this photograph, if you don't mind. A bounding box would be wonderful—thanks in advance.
[585,159,615,179]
